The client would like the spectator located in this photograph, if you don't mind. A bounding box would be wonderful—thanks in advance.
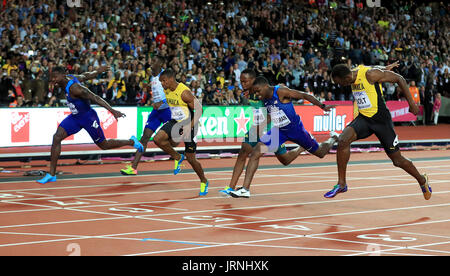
[433,93,441,125]
[409,80,421,105]
[0,0,447,109]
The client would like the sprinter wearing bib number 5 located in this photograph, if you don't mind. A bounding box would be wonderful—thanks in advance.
[325,64,431,200]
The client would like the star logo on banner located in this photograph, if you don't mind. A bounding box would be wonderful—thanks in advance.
[234,109,250,135]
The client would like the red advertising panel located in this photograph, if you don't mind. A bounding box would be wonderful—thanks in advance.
[10,112,30,143]
[99,110,118,139]
[386,101,417,122]
[294,105,354,135]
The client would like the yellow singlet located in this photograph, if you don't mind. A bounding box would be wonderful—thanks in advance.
[351,65,386,118]
[164,82,192,122]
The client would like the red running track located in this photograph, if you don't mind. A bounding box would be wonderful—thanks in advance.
[0,147,449,256]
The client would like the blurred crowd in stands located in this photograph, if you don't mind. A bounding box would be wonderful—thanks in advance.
[0,0,448,123]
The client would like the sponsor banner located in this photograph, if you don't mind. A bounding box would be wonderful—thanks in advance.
[98,109,118,139]
[136,106,255,141]
[295,105,354,135]
[197,106,253,139]
[386,101,417,122]
[136,106,154,140]
[0,107,136,147]
[10,111,30,143]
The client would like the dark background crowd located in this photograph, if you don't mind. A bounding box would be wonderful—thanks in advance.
[0,0,448,123]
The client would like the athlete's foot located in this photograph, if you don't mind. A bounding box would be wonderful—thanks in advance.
[131,136,144,152]
[324,184,348,198]
[121,165,137,175]
[219,186,235,197]
[420,174,432,200]
[230,187,251,198]
[37,173,56,184]
[199,180,209,196]
[174,154,185,175]
[330,131,340,145]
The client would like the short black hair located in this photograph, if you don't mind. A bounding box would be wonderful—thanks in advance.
[241,68,256,79]
[53,66,66,74]
[331,64,351,79]
[160,68,176,79]
[253,76,269,86]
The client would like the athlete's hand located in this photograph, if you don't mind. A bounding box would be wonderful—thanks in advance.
[111,109,126,120]
[98,65,111,73]
[241,90,250,98]
[322,105,335,112]
[409,103,420,115]
[152,101,163,110]
[386,61,399,71]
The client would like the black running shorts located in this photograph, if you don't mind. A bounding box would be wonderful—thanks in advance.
[349,110,399,154]
[159,119,198,153]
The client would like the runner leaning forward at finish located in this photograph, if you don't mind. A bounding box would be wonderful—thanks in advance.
[37,66,144,184]
[219,69,305,197]
[324,63,431,200]
[230,76,339,198]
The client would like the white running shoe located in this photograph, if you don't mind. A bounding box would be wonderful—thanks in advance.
[230,187,251,198]
[330,131,339,145]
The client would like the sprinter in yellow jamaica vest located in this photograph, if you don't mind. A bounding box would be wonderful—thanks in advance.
[154,68,209,196]
[324,63,431,200]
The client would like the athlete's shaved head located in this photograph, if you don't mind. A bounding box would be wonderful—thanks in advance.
[252,76,270,99]
[331,64,353,86]
[160,68,176,79]
[50,66,67,86]
[253,76,269,87]
[159,68,177,90]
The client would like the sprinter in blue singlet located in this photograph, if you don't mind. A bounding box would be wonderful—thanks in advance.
[37,66,144,184]
[230,76,340,198]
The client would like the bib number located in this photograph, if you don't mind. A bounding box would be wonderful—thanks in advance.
[354,91,372,110]
[270,109,291,128]
[170,107,187,121]
[67,102,78,114]
[253,108,266,126]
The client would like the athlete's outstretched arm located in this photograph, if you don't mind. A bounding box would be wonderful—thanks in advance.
[372,61,399,71]
[277,87,334,111]
[365,69,419,115]
[70,84,125,120]
[73,66,110,82]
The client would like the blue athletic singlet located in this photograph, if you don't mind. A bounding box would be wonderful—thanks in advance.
[65,75,91,115]
[263,85,300,131]
[59,75,106,144]
[261,85,319,153]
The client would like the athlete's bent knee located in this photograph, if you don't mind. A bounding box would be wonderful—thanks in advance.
[392,157,410,168]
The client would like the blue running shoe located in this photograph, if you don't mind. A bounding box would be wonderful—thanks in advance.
[324,184,348,198]
[174,154,185,175]
[420,174,432,200]
[131,136,144,152]
[37,173,56,184]
[199,180,209,196]
[219,186,234,197]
